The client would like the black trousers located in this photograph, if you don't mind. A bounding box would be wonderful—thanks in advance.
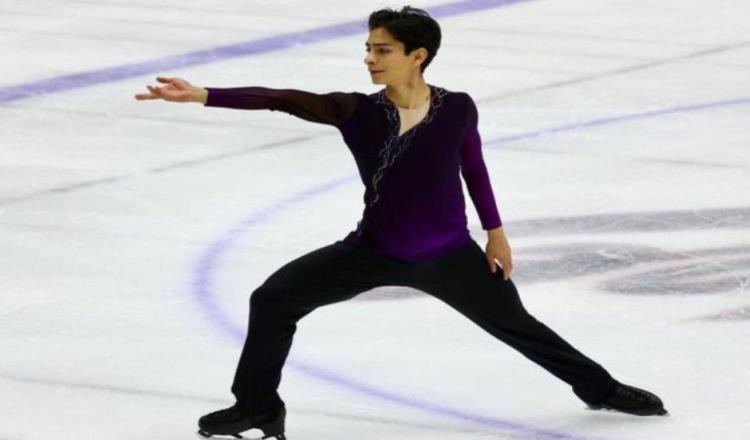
[231,239,617,415]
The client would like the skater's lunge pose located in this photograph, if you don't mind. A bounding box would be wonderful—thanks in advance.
[136,6,668,439]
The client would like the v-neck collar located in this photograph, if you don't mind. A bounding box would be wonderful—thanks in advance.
[375,84,447,139]
[365,85,449,208]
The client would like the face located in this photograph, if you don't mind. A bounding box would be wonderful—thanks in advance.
[364,27,428,85]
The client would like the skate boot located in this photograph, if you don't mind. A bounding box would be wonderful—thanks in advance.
[586,381,668,416]
[197,403,286,439]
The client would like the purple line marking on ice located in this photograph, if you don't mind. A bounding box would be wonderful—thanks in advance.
[191,180,599,440]
[0,0,535,104]
[190,93,750,439]
[485,96,750,145]
[192,175,355,341]
[290,362,600,440]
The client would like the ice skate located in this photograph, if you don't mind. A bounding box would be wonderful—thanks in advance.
[586,381,668,416]
[197,404,286,439]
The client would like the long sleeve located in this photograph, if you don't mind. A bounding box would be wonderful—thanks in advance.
[203,86,357,128]
[460,94,502,230]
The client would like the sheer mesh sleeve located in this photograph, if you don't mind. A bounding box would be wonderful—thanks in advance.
[203,86,357,128]
[460,94,503,230]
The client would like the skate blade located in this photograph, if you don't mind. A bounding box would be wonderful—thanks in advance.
[196,430,243,439]
[584,405,670,417]
[197,431,286,440]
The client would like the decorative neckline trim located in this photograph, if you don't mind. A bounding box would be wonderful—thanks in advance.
[366,85,449,207]
[374,84,447,139]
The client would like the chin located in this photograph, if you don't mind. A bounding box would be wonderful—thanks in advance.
[368,72,387,84]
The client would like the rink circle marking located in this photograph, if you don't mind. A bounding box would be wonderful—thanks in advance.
[191,178,600,440]
[191,94,750,438]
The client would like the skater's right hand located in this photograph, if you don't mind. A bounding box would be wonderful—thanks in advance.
[134,76,208,103]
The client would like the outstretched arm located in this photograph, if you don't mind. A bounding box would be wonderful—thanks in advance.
[203,86,356,127]
[460,94,512,279]
[135,77,357,128]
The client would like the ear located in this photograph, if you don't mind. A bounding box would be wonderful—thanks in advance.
[413,47,429,67]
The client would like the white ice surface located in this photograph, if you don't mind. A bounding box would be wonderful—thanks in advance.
[1,1,749,439]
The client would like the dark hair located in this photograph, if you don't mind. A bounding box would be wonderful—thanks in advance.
[368,6,441,73]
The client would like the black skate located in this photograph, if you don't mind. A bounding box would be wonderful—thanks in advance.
[197,404,286,439]
[586,381,668,416]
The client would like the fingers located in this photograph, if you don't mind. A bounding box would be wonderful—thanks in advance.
[500,258,513,280]
[134,93,157,100]
[133,85,163,100]
[491,257,513,280]
[503,262,513,280]
[134,77,186,101]
[148,85,168,99]
[488,257,497,273]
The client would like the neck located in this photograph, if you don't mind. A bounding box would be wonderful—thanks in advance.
[385,74,430,109]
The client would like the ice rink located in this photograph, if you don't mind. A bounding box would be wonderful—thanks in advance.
[1,0,749,439]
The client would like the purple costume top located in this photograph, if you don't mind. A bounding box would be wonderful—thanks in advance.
[204,84,502,262]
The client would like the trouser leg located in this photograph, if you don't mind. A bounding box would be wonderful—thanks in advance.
[408,239,617,404]
[231,240,409,415]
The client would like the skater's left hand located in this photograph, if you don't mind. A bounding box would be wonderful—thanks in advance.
[486,227,513,280]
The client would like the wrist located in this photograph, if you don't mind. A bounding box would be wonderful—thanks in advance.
[487,226,504,239]
[193,87,209,104]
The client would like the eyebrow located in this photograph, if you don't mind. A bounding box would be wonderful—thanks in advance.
[365,42,392,47]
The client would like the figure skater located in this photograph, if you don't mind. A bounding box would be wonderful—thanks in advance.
[135,6,668,439]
